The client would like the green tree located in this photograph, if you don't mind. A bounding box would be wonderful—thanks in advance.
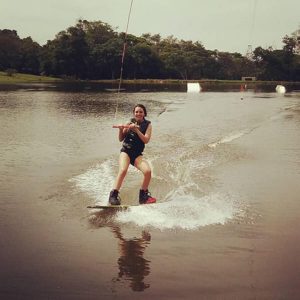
[19,37,41,74]
[82,19,117,47]
[282,35,297,53]
[159,38,208,79]
[90,37,123,79]
[40,22,89,78]
[282,33,300,80]
[7,19,297,81]
[0,29,22,71]
[126,42,162,78]
[253,44,299,81]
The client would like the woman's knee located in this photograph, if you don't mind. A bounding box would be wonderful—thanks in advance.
[135,157,151,176]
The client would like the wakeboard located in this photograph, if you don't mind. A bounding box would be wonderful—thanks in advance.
[87,205,131,210]
[87,202,156,209]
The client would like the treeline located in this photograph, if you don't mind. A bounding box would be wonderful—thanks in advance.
[0,19,299,81]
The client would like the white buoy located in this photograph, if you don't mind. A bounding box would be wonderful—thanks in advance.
[187,82,201,93]
[276,85,286,94]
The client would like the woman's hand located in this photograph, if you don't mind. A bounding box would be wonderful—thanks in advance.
[128,123,139,132]
[132,123,152,144]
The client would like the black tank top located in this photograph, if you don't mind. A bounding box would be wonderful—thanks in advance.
[122,118,151,153]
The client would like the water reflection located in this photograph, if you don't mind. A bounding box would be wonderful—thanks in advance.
[56,94,133,117]
[0,81,186,92]
[89,210,151,292]
[112,226,151,291]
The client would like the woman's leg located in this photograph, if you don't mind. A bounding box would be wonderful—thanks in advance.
[134,156,152,190]
[134,156,156,204]
[113,152,130,191]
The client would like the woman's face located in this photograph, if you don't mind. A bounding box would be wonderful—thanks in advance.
[134,106,145,122]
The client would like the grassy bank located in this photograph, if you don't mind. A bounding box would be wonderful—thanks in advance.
[93,78,296,85]
[0,72,298,86]
[0,72,61,83]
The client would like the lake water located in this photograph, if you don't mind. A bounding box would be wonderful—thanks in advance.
[1,84,300,299]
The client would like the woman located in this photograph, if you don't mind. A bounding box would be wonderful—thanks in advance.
[109,104,156,205]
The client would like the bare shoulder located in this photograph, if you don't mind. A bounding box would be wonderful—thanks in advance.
[146,123,152,131]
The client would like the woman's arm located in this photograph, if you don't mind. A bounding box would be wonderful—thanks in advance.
[118,126,129,142]
[130,123,152,144]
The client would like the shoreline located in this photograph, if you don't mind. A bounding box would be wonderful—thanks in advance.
[0,72,299,86]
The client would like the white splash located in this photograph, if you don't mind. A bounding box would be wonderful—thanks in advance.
[209,131,246,148]
[70,158,240,230]
[69,158,116,204]
[116,193,236,230]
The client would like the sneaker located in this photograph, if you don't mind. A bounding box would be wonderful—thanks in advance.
[109,189,121,205]
[139,189,156,204]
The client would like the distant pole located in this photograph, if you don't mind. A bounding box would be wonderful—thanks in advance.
[246,44,253,60]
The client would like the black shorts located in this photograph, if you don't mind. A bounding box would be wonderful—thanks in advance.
[121,148,142,166]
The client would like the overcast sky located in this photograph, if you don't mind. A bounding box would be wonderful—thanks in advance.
[1,0,299,54]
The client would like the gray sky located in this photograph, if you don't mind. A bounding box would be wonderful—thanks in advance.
[1,0,299,54]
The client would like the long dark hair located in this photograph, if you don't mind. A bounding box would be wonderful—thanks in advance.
[133,104,147,117]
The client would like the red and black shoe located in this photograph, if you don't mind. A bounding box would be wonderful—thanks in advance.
[139,189,156,204]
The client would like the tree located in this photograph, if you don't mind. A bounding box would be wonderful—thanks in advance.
[90,38,123,79]
[0,29,22,71]
[126,42,162,79]
[19,37,41,74]
[290,28,300,55]
[253,39,300,81]
[159,38,209,79]
[4,20,299,81]
[283,35,297,54]
[0,30,41,75]
[40,22,89,78]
